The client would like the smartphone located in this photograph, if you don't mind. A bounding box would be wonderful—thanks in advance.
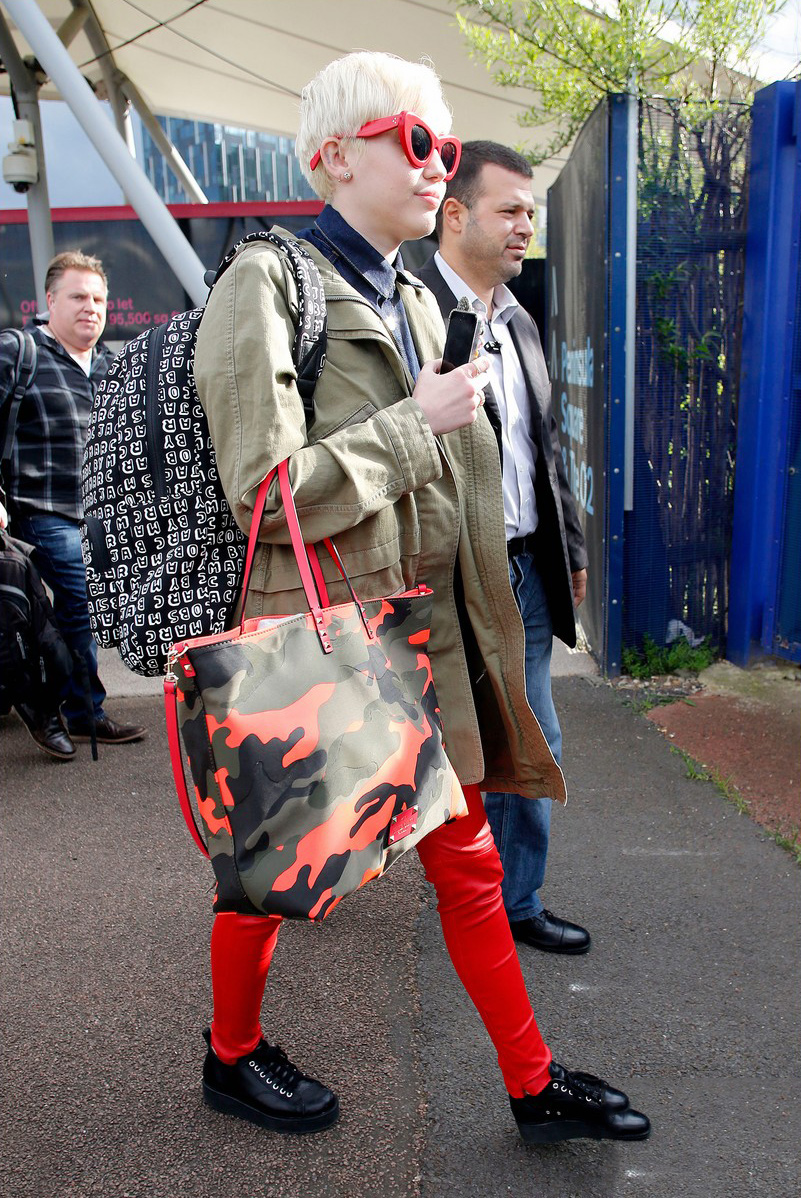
[440,308,481,374]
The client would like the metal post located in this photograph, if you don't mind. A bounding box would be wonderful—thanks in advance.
[0,8,54,310]
[624,92,638,512]
[120,77,208,204]
[2,0,208,305]
[605,94,630,677]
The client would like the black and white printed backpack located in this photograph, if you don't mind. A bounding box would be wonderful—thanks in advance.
[81,231,327,677]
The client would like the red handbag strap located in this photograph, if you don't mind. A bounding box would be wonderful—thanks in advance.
[307,543,330,608]
[277,458,326,613]
[164,675,210,859]
[241,460,373,625]
[239,461,332,649]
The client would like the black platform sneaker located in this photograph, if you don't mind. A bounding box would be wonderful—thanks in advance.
[510,1062,651,1144]
[201,1028,339,1134]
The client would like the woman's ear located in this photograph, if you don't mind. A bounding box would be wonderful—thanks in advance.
[318,137,352,185]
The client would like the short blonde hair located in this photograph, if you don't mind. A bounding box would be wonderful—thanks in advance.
[45,250,107,294]
[296,51,452,201]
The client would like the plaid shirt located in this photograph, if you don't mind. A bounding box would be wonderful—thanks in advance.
[0,324,114,522]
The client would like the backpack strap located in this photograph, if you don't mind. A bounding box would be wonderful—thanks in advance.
[206,230,328,422]
[1,329,38,472]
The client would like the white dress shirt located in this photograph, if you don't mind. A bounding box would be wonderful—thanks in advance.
[434,252,538,540]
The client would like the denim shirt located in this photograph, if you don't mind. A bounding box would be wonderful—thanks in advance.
[299,206,421,379]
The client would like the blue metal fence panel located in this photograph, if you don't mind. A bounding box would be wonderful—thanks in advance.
[764,83,801,662]
[625,100,748,661]
[730,82,801,664]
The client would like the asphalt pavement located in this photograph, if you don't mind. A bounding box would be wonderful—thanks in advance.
[1,646,798,1198]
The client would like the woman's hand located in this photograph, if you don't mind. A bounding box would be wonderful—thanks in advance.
[412,357,490,435]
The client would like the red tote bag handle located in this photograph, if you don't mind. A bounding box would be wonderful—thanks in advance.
[243,461,371,648]
[240,459,334,650]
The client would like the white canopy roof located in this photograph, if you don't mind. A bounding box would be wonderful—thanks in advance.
[0,0,566,200]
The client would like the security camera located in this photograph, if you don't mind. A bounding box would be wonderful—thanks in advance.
[3,119,38,192]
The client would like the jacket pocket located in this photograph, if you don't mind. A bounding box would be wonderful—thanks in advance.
[320,401,377,438]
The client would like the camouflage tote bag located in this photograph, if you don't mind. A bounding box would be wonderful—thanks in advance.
[164,458,467,922]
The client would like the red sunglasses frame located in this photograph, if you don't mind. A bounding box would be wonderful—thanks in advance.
[309,111,461,180]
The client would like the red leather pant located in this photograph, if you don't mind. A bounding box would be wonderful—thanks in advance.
[210,784,552,1098]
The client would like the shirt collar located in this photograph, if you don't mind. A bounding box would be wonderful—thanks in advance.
[38,322,99,371]
[433,250,519,324]
[314,205,412,301]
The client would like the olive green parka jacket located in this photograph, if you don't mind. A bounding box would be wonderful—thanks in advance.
[194,230,565,802]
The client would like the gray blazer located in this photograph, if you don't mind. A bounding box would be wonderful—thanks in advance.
[418,256,587,647]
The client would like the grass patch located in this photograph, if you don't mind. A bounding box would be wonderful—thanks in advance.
[621,693,677,715]
[669,746,801,865]
[670,745,747,806]
[767,827,801,865]
[622,634,716,679]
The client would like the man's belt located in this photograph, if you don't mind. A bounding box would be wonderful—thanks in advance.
[507,533,537,559]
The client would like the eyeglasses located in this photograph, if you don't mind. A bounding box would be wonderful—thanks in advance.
[309,111,462,180]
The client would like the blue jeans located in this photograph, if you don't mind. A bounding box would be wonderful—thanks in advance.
[14,514,106,725]
[483,550,561,922]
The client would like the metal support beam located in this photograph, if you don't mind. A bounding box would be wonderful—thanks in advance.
[56,1,89,48]
[75,0,136,158]
[1,0,208,305]
[120,76,208,204]
[0,7,54,310]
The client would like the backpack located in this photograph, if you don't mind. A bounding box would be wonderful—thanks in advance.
[0,527,73,717]
[80,231,328,678]
[1,327,39,504]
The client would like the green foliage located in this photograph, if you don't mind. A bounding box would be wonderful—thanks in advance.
[653,307,721,371]
[622,632,716,677]
[455,0,786,161]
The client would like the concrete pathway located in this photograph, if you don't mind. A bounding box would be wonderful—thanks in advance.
[1,646,798,1198]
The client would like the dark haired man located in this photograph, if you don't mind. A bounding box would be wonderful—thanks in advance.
[0,251,145,757]
[420,142,589,954]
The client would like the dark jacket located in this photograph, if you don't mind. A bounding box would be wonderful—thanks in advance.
[417,257,587,648]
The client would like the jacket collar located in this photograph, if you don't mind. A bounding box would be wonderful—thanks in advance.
[302,205,424,303]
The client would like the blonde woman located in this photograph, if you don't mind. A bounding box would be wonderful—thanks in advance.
[194,51,650,1147]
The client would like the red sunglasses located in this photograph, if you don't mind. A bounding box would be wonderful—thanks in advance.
[310,111,461,180]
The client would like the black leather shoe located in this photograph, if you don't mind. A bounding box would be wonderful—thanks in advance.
[570,1069,630,1113]
[201,1028,339,1134]
[510,910,591,954]
[510,1062,651,1143]
[15,704,75,760]
[68,715,146,744]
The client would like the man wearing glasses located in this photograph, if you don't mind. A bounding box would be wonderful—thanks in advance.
[420,141,590,957]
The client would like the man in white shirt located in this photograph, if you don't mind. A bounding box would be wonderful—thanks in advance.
[419,142,590,954]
